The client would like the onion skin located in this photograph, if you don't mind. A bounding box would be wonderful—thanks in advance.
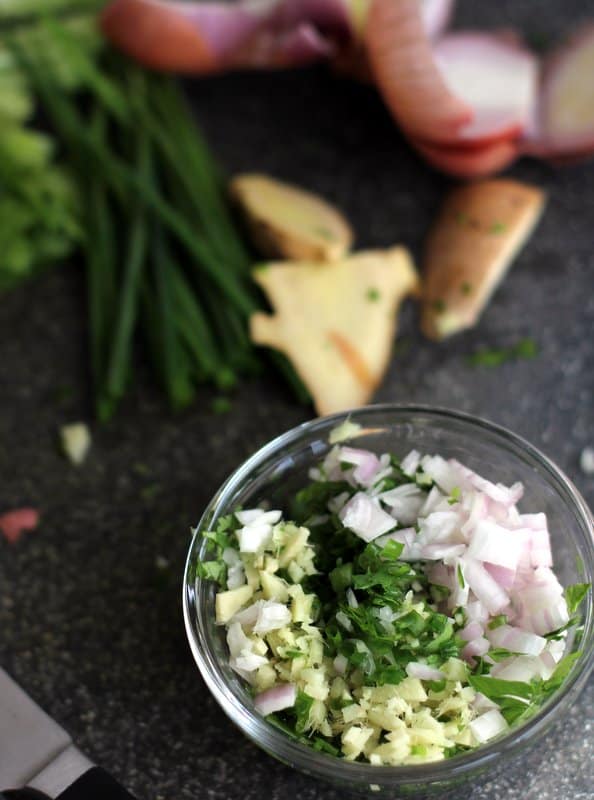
[0,508,39,544]
[365,0,472,139]
[101,0,218,73]
[413,138,519,180]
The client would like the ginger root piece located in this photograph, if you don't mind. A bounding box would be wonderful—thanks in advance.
[421,179,546,340]
[250,247,419,415]
[230,173,353,262]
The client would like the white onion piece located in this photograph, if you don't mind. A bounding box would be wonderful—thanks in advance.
[255,683,297,715]
[465,560,510,613]
[420,455,461,493]
[238,523,274,553]
[466,519,524,570]
[406,662,446,681]
[235,508,281,526]
[346,588,358,608]
[487,624,546,656]
[419,485,448,517]
[470,709,508,744]
[253,602,292,634]
[419,510,461,544]
[400,449,421,477]
[234,599,291,634]
[333,653,348,675]
[339,492,396,541]
[339,446,381,485]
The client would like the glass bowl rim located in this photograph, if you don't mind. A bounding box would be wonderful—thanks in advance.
[183,403,594,787]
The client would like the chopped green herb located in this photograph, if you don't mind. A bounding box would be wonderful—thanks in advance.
[456,563,465,589]
[454,211,469,225]
[466,338,538,368]
[448,487,461,505]
[489,221,507,234]
[487,614,508,630]
[564,583,591,615]
[461,282,472,295]
[366,287,381,302]
[433,299,447,313]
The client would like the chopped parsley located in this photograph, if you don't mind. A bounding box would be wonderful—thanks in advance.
[366,287,381,302]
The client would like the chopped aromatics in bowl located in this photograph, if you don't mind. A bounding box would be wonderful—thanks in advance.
[196,442,590,765]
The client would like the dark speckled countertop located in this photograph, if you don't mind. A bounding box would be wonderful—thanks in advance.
[0,1,592,798]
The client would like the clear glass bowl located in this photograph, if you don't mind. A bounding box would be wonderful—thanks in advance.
[183,405,594,796]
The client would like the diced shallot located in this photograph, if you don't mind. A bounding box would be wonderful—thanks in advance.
[464,559,509,614]
[339,492,396,541]
[465,519,524,570]
[379,483,425,525]
[487,624,546,657]
[462,636,490,662]
[460,621,484,642]
[254,683,297,715]
[339,446,381,485]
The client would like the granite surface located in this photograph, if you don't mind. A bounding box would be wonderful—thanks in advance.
[0,1,593,798]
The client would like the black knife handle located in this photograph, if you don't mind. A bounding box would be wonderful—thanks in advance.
[2,767,138,800]
[56,767,137,800]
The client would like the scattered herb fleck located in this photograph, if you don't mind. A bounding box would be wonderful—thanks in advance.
[454,211,469,225]
[489,221,507,234]
[448,487,461,505]
[467,338,538,368]
[366,287,381,302]
[433,299,447,313]
[461,282,472,295]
